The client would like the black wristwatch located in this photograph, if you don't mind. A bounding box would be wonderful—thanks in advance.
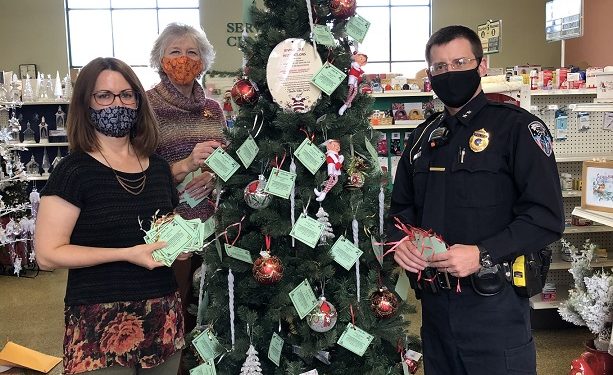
[478,245,494,268]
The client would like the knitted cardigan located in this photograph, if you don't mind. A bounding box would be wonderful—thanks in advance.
[147,75,226,220]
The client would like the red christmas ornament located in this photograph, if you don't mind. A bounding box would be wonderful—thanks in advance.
[252,254,284,285]
[231,78,259,106]
[330,0,356,19]
[369,287,399,319]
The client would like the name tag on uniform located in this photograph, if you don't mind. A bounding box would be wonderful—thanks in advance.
[429,166,445,172]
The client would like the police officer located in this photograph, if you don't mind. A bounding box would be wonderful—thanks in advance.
[388,25,565,375]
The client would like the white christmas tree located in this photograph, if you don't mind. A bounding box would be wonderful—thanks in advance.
[316,206,334,246]
[239,345,263,375]
[558,239,613,353]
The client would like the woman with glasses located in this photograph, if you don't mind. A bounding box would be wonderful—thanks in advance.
[146,22,226,372]
[35,57,186,374]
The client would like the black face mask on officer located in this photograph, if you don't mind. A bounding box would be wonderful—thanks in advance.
[430,67,481,108]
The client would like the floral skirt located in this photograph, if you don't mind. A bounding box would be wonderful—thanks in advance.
[63,292,185,374]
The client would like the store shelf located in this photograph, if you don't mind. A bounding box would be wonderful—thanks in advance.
[530,289,568,310]
[562,190,582,198]
[373,122,421,130]
[569,102,613,112]
[564,224,613,234]
[572,207,613,228]
[20,100,70,105]
[11,142,69,148]
[26,175,50,181]
[549,252,613,270]
[370,90,434,98]
[555,155,611,162]
[530,88,597,96]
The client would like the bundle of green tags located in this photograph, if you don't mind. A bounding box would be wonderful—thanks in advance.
[142,213,216,267]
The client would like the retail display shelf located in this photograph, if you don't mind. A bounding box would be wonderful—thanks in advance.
[555,154,610,162]
[572,207,613,228]
[26,176,50,181]
[20,100,70,105]
[530,289,569,310]
[562,190,582,198]
[569,102,613,112]
[530,88,597,96]
[370,91,434,98]
[563,224,613,234]
[549,252,613,270]
[373,122,420,130]
[11,142,69,148]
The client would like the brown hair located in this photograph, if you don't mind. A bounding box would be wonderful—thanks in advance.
[425,25,483,65]
[67,57,159,156]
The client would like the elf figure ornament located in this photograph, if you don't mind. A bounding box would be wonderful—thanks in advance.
[338,52,368,116]
[314,139,343,202]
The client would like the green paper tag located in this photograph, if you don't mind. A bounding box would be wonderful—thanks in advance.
[346,14,371,43]
[177,169,201,201]
[190,361,217,375]
[268,332,284,367]
[224,244,253,263]
[395,270,411,302]
[236,135,259,169]
[330,235,363,271]
[364,137,381,171]
[371,236,384,266]
[204,147,240,182]
[413,231,447,260]
[200,217,216,247]
[311,62,347,96]
[289,279,318,319]
[151,216,195,266]
[289,214,324,248]
[294,138,326,175]
[192,328,223,361]
[312,24,336,47]
[264,168,296,199]
[337,323,374,356]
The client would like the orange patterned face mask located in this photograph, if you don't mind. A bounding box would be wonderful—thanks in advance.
[161,56,203,85]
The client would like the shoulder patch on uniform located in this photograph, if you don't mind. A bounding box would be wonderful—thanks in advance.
[528,121,553,157]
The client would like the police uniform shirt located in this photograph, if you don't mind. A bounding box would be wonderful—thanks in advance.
[388,91,565,264]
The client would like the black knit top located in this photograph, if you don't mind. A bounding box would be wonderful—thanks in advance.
[41,151,179,306]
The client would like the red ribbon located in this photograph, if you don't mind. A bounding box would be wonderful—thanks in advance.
[300,128,315,143]
[272,151,287,175]
[224,215,246,246]
[350,304,356,328]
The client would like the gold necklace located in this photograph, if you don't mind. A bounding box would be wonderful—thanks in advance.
[97,144,146,195]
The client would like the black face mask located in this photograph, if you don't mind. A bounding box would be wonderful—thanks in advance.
[430,68,481,108]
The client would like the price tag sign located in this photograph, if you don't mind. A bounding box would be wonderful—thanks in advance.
[330,235,363,271]
[337,323,374,356]
[224,244,253,264]
[268,332,284,367]
[204,147,239,182]
[294,138,326,175]
[477,19,501,54]
[236,135,259,169]
[264,168,297,199]
[312,25,336,47]
[289,214,324,248]
[346,14,370,43]
[311,62,347,96]
[289,279,318,319]
[192,328,224,361]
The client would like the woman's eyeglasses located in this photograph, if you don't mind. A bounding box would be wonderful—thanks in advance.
[92,90,137,106]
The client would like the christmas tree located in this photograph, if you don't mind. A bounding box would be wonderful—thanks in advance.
[189,1,417,373]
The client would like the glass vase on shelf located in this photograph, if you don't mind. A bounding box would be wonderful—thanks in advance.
[39,116,48,144]
[51,147,63,171]
[22,121,36,144]
[55,106,66,131]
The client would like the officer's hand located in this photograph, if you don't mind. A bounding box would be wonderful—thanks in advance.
[393,240,428,273]
[429,244,480,278]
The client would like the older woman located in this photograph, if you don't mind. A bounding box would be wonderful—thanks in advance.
[146,22,225,346]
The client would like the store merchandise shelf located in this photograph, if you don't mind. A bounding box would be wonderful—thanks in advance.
[563,224,613,234]
[530,88,597,96]
[11,142,69,148]
[530,289,569,310]
[373,122,420,130]
[562,190,582,198]
[555,154,611,162]
[570,102,613,112]
[572,207,613,228]
[370,91,434,98]
[549,252,613,270]
[20,100,70,105]
[26,176,50,181]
